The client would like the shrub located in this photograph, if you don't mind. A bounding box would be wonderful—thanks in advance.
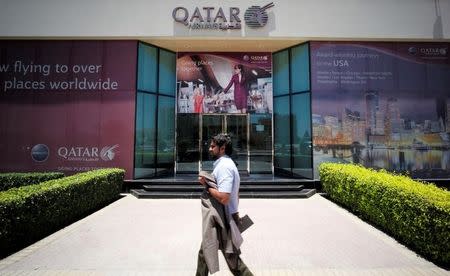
[0,168,124,258]
[319,163,450,267]
[0,172,65,191]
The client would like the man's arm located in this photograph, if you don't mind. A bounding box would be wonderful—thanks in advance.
[207,187,230,205]
[199,176,230,205]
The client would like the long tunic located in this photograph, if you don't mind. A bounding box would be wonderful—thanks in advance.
[224,73,248,110]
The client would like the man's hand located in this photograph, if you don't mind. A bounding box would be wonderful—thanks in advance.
[198,176,206,186]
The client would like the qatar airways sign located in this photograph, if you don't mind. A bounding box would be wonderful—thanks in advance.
[172,2,274,30]
[57,145,119,162]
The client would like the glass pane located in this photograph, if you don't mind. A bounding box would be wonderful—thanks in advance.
[273,50,289,96]
[201,115,224,171]
[134,93,144,171]
[291,43,310,92]
[159,49,176,96]
[274,96,291,173]
[134,92,157,178]
[137,43,157,92]
[176,114,200,173]
[250,114,272,173]
[227,115,248,172]
[292,93,313,178]
[157,96,175,174]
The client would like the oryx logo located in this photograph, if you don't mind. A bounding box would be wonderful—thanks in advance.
[244,2,274,28]
[31,144,49,162]
[408,47,418,55]
[100,144,119,161]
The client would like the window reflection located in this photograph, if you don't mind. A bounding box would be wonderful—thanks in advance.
[176,114,200,173]
[157,96,175,174]
[250,114,272,173]
[134,43,176,179]
[292,93,313,178]
[274,96,291,172]
[273,42,313,179]
[135,93,157,178]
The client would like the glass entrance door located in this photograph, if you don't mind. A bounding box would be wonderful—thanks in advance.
[176,112,275,174]
[201,115,224,171]
[200,114,248,172]
[226,115,248,172]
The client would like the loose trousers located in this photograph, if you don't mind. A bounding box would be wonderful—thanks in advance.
[195,247,253,276]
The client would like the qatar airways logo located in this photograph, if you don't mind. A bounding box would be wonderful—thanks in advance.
[244,55,269,64]
[31,144,49,162]
[419,47,447,56]
[250,55,268,61]
[100,145,119,161]
[57,145,119,162]
[243,55,268,62]
[408,46,448,57]
[172,6,241,30]
[244,2,274,28]
[172,3,274,30]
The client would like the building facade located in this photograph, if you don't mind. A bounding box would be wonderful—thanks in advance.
[1,0,449,180]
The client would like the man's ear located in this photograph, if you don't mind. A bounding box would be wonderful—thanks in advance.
[219,145,226,154]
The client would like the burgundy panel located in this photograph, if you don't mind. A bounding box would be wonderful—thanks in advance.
[0,40,137,179]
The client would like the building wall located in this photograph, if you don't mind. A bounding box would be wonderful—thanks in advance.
[1,0,449,180]
[0,0,449,40]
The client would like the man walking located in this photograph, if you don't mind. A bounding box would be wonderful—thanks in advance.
[196,133,253,276]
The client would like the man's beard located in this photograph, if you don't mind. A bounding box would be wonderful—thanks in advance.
[210,153,219,161]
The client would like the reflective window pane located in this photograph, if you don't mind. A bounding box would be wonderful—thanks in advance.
[291,44,310,92]
[176,114,200,173]
[159,50,176,96]
[273,50,290,96]
[134,92,157,178]
[227,115,248,172]
[137,43,157,92]
[201,115,224,171]
[157,96,175,173]
[274,96,291,172]
[250,114,272,173]
[292,93,313,178]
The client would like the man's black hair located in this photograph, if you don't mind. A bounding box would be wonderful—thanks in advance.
[212,133,233,156]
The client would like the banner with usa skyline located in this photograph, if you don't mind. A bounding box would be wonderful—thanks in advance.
[311,42,450,179]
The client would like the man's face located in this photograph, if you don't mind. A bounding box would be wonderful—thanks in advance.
[209,141,222,159]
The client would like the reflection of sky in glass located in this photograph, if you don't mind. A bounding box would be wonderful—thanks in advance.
[273,50,289,95]
[274,96,290,144]
[292,93,311,139]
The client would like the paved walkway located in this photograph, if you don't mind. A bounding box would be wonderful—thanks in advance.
[0,194,448,275]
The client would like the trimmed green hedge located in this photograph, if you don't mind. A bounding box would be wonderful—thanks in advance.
[0,168,124,257]
[319,163,450,267]
[0,172,65,192]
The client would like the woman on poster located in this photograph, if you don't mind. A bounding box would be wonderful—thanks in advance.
[193,87,204,113]
[223,64,248,113]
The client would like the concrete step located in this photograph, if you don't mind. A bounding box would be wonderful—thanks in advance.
[130,188,316,199]
[124,175,316,188]
[142,184,304,192]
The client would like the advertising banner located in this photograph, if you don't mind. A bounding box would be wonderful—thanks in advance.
[311,42,450,178]
[176,52,272,114]
[0,41,137,179]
